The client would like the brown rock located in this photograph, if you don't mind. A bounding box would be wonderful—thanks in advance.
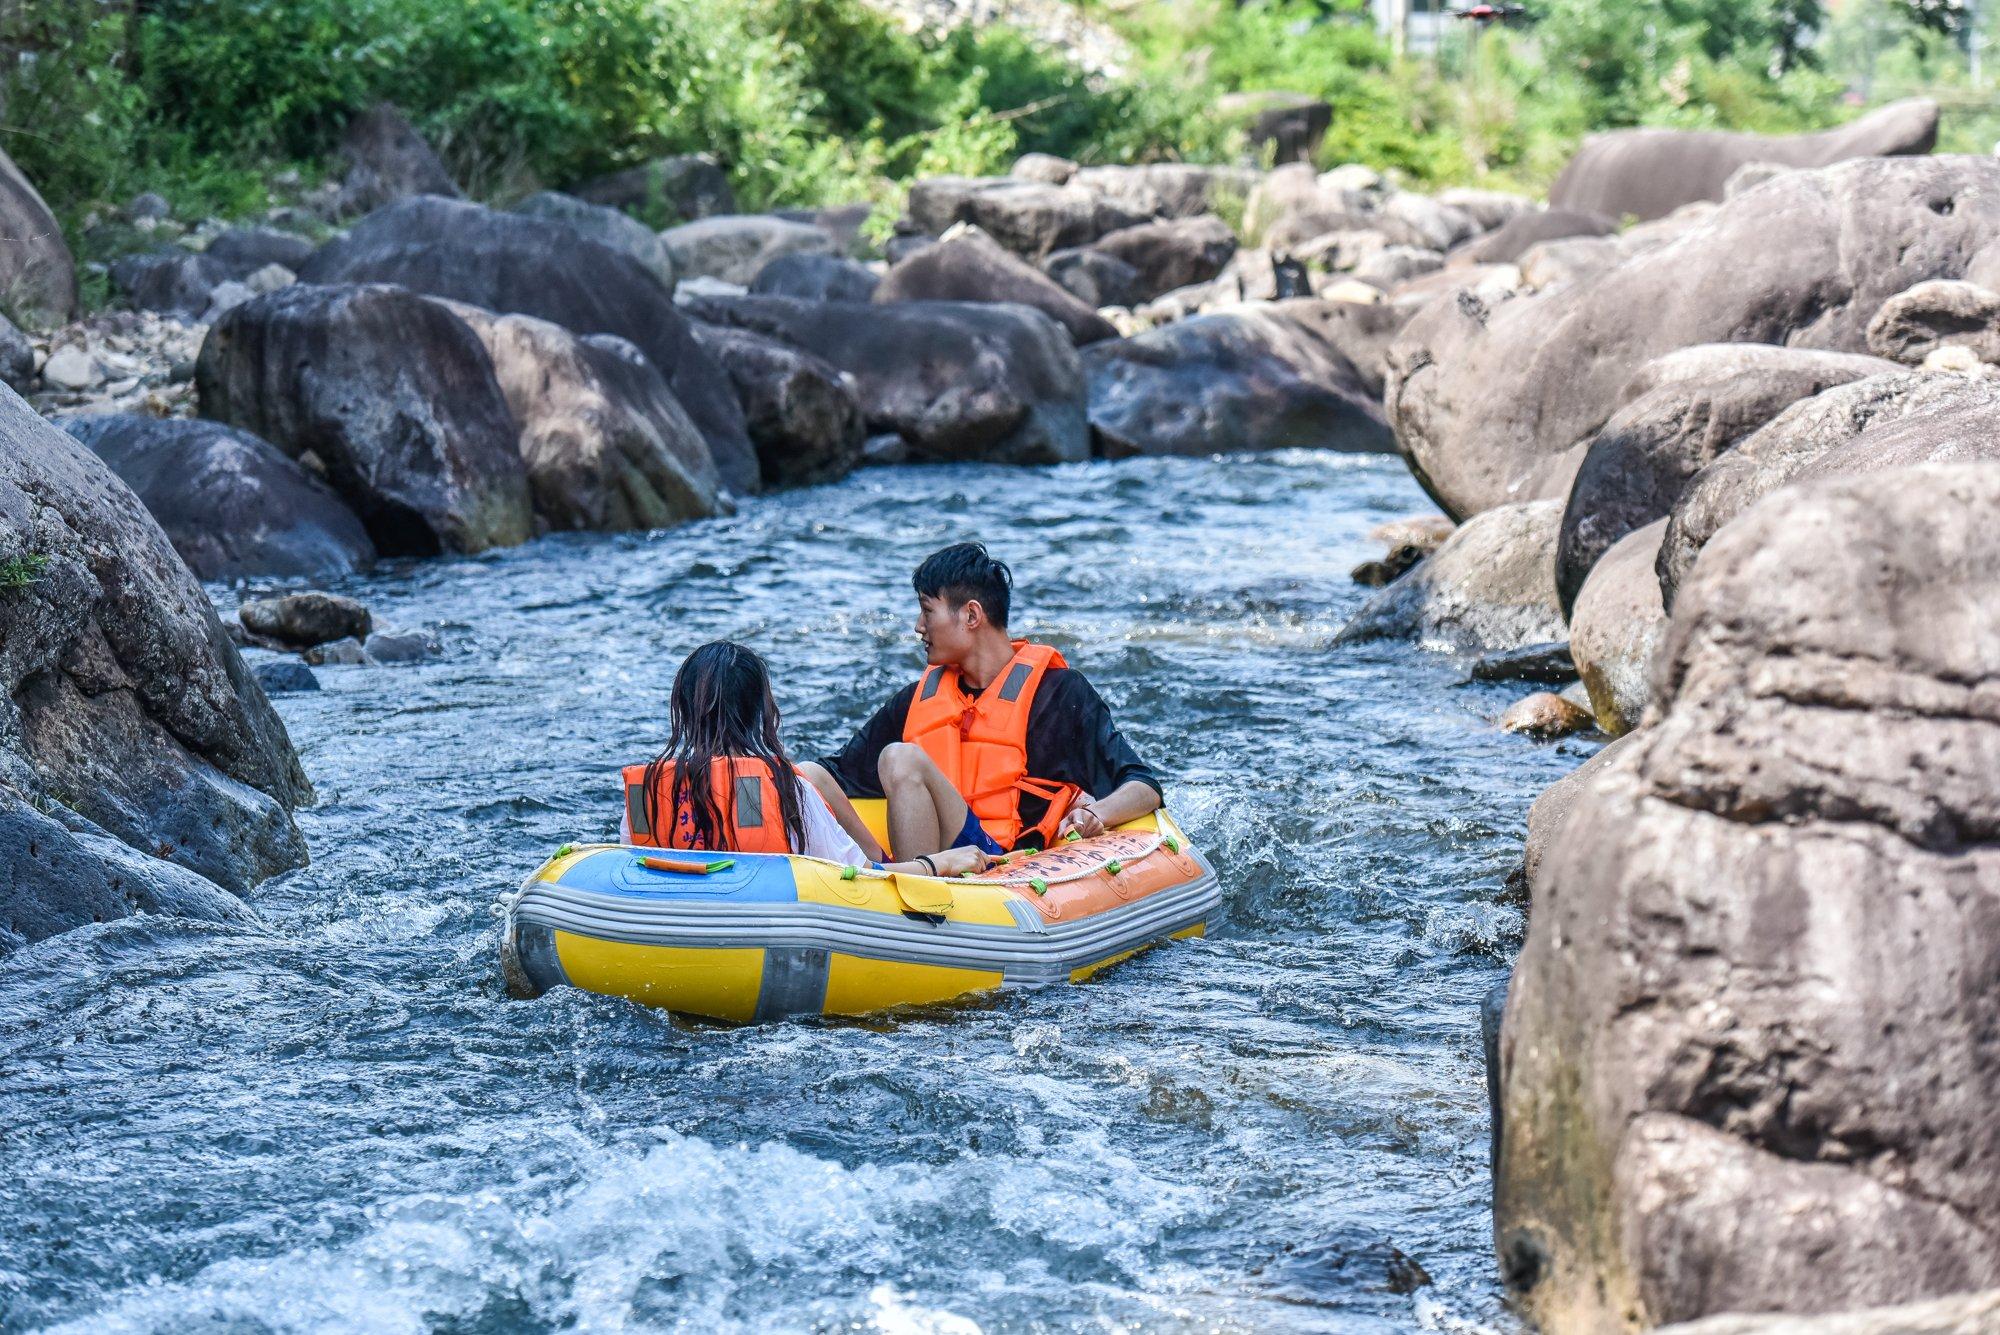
[1499,691,1594,739]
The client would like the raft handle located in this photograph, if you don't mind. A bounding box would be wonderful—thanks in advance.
[636,855,736,876]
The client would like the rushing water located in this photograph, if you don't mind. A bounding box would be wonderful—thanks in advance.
[1,451,1592,1333]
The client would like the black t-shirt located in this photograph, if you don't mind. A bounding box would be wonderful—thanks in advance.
[819,667,1162,844]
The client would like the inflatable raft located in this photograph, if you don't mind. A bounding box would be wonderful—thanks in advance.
[498,803,1218,1022]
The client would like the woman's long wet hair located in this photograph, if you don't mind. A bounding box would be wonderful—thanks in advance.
[643,641,808,854]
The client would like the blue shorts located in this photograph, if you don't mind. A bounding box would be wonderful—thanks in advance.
[956,808,1006,856]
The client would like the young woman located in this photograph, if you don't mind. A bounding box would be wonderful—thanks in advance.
[621,641,991,878]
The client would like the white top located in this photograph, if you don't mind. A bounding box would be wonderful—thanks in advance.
[621,775,870,865]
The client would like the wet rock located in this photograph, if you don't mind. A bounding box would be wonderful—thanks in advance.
[1660,372,2000,608]
[56,414,375,581]
[1388,155,2000,519]
[1259,1232,1432,1304]
[876,225,1116,345]
[661,214,837,286]
[749,252,879,303]
[1654,1287,2000,1334]
[1350,544,1428,588]
[335,103,460,215]
[1217,90,1331,164]
[1500,691,1594,739]
[511,191,677,289]
[904,177,1147,258]
[1471,642,1578,686]
[1085,300,1391,458]
[0,314,32,391]
[0,147,78,326]
[0,390,311,944]
[198,283,533,556]
[1554,344,1896,610]
[239,592,371,649]
[110,248,231,317]
[1450,209,1614,266]
[298,196,756,493]
[42,346,99,392]
[1337,500,1565,654]
[1041,247,1142,310]
[1068,163,1262,220]
[252,659,319,695]
[683,293,1087,465]
[303,636,372,667]
[861,432,909,466]
[204,227,315,276]
[1567,520,1667,736]
[1550,97,1939,223]
[1482,979,1508,1168]
[1084,216,1237,305]
[690,322,864,488]
[362,628,441,663]
[572,153,734,224]
[1866,279,2000,366]
[447,304,723,530]
[1498,461,2000,1330]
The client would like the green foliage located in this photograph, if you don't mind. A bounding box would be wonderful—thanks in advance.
[0,554,49,592]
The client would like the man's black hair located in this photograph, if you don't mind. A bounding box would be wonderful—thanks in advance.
[913,542,1012,628]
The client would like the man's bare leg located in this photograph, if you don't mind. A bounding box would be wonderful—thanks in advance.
[797,761,886,862]
[878,742,972,859]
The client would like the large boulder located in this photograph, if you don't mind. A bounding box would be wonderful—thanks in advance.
[0,147,78,326]
[682,293,1088,465]
[1336,500,1565,654]
[56,414,375,582]
[297,196,757,494]
[204,227,315,276]
[1554,344,1896,610]
[1041,247,1142,310]
[691,322,865,487]
[1865,279,2000,365]
[904,177,1147,258]
[109,248,232,318]
[1217,91,1331,165]
[511,192,677,289]
[661,214,837,286]
[1083,300,1391,458]
[0,389,312,952]
[335,104,460,216]
[196,283,533,556]
[1659,371,2000,607]
[572,154,734,225]
[1549,97,1940,223]
[445,304,724,532]
[1656,1288,2000,1335]
[1449,209,1614,266]
[875,226,1116,345]
[748,252,879,303]
[1497,462,2000,1331]
[1387,155,2000,520]
[1067,164,1262,220]
[1566,519,1667,737]
[1085,216,1237,305]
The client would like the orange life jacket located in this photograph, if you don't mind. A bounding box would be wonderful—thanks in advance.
[620,756,794,854]
[901,639,1082,852]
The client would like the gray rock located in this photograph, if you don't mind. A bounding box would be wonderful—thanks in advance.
[748,252,879,303]
[110,248,231,317]
[253,660,320,694]
[1067,163,1262,219]
[0,387,310,941]
[56,414,375,581]
[1353,245,1444,290]
[200,280,255,323]
[1554,344,1897,610]
[876,226,1116,345]
[683,293,1088,465]
[1470,641,1578,685]
[40,347,98,392]
[1217,90,1330,164]
[662,214,837,286]
[1550,97,1939,223]
[335,103,460,215]
[239,591,371,649]
[1722,160,1795,199]
[1084,216,1237,305]
[303,636,371,667]
[447,304,723,530]
[512,191,677,289]
[204,227,315,276]
[1388,155,2000,519]
[1012,153,1076,185]
[572,154,734,225]
[1377,191,1480,252]
[861,432,909,465]
[0,147,78,326]
[1337,500,1566,654]
[1436,187,1540,232]
[1040,247,1141,310]
[198,283,533,556]
[690,322,864,488]
[904,177,1148,258]
[1566,519,1667,736]
[298,196,756,494]
[1518,236,1624,292]
[1866,279,2000,365]
[0,312,32,390]
[362,628,441,663]
[1449,208,1614,266]
[1655,1287,2000,1334]
[1084,300,1392,458]
[1497,462,2000,1330]
[127,191,171,222]
[1660,372,2000,608]
[243,263,295,295]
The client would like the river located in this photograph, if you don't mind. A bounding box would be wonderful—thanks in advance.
[1,451,1590,1333]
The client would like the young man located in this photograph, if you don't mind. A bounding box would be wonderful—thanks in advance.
[801,542,1163,861]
